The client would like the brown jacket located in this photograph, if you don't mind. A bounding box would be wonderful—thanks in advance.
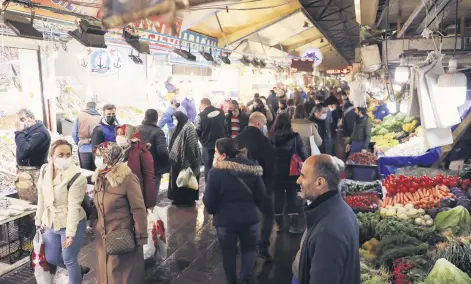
[92,164,147,284]
[291,119,323,156]
[78,110,101,142]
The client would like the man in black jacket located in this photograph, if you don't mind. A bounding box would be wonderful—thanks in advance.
[14,108,51,204]
[138,109,170,197]
[235,112,276,261]
[196,98,226,181]
[293,155,360,284]
[225,100,249,138]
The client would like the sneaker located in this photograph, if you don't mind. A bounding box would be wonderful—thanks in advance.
[257,247,273,262]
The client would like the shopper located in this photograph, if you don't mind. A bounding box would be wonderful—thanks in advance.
[310,104,332,155]
[168,111,201,207]
[225,100,249,138]
[219,97,232,114]
[246,93,260,108]
[278,99,288,115]
[157,97,180,143]
[342,95,356,137]
[235,112,276,261]
[72,101,101,171]
[249,98,273,125]
[293,90,303,106]
[372,99,390,121]
[271,113,308,234]
[35,139,88,284]
[267,89,279,114]
[347,107,373,154]
[92,142,147,284]
[91,104,119,151]
[293,155,360,284]
[325,95,341,144]
[203,138,266,284]
[180,94,197,123]
[116,124,157,208]
[14,108,51,204]
[138,109,170,197]
[287,99,296,119]
[292,104,322,156]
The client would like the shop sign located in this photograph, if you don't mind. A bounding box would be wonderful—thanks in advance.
[180,30,218,50]
[77,48,124,76]
[326,66,352,75]
[302,47,323,67]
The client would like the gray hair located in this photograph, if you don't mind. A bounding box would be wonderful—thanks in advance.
[249,112,267,126]
[86,101,97,109]
[16,108,35,119]
[314,158,340,192]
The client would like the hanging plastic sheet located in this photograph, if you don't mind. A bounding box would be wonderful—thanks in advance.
[378,147,442,177]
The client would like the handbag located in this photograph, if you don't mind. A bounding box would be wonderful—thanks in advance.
[176,167,198,190]
[309,125,321,155]
[289,136,304,176]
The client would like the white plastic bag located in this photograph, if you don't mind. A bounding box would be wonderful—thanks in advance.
[31,230,53,284]
[143,206,167,260]
[309,125,321,155]
[176,167,198,190]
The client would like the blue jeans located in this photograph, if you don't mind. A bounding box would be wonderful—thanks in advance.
[216,224,258,283]
[44,219,86,284]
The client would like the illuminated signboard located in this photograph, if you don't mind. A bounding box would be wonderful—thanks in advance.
[326,66,352,75]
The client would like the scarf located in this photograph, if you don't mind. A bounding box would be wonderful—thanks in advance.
[93,142,125,176]
[169,122,200,175]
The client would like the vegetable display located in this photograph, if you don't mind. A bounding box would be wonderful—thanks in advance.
[379,204,434,227]
[357,212,381,243]
[430,231,471,275]
[434,206,471,236]
[343,192,379,212]
[347,152,377,166]
[424,258,471,284]
[384,136,426,157]
[341,179,382,195]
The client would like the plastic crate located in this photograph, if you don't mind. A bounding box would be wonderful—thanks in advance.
[0,214,35,264]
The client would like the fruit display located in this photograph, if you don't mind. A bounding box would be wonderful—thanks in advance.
[347,152,377,166]
[371,133,399,149]
[372,113,417,136]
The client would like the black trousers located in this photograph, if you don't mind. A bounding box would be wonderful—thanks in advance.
[78,152,95,171]
[202,147,215,181]
[274,181,299,216]
[258,192,274,249]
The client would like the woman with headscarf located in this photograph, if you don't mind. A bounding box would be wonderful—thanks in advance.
[92,142,147,284]
[116,124,157,208]
[168,111,201,207]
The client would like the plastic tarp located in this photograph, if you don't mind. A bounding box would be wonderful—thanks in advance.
[378,147,442,177]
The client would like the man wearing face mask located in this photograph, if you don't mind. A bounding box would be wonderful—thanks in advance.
[310,104,332,155]
[225,100,249,138]
[158,98,180,143]
[347,107,372,154]
[91,104,119,156]
[14,108,51,204]
[235,112,276,261]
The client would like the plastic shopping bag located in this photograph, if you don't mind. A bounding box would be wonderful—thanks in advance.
[176,167,198,190]
[30,230,53,284]
[143,206,167,260]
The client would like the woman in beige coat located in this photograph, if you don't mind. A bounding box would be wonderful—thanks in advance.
[92,142,148,284]
[35,139,88,284]
[291,103,322,156]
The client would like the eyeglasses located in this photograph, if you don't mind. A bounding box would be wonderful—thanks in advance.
[19,116,27,122]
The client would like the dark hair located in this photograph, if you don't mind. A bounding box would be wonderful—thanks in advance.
[287,99,294,106]
[270,89,276,96]
[279,99,287,107]
[357,107,367,116]
[253,98,267,114]
[254,93,260,99]
[103,104,116,112]
[304,101,315,115]
[313,103,325,114]
[314,159,340,192]
[294,103,308,119]
[144,109,158,123]
[216,138,243,158]
[293,90,303,106]
[230,100,239,108]
[273,113,292,136]
[49,139,73,157]
[201,98,212,106]
[86,101,97,109]
[315,95,325,103]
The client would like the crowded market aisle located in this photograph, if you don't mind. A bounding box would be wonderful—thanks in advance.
[0,181,302,284]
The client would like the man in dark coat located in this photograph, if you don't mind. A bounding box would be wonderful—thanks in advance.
[196,98,226,181]
[293,155,360,284]
[267,89,279,114]
[310,104,333,155]
[138,109,170,196]
[225,100,249,138]
[235,112,276,261]
[91,104,119,150]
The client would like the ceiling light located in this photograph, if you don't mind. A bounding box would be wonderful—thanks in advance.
[395,57,409,83]
[199,49,214,61]
[320,38,324,43]
[438,58,467,106]
[219,52,231,64]
[240,56,251,66]
[252,58,260,67]
[259,60,266,68]
[129,54,143,64]
[3,10,43,40]
[173,46,196,61]
[123,27,149,54]
[68,19,107,48]
[303,21,309,28]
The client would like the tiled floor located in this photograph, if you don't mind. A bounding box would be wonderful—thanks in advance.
[0,181,302,284]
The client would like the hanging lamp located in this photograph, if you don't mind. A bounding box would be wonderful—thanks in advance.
[395,57,409,83]
[437,58,467,106]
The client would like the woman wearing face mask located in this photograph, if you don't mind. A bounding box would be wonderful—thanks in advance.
[92,142,147,284]
[203,138,266,284]
[347,107,372,154]
[116,124,157,208]
[249,98,273,125]
[35,139,89,284]
[168,111,201,207]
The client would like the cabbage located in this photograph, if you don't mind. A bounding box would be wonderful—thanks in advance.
[404,116,415,123]
[456,199,471,213]
[435,206,471,236]
[424,259,471,284]
[439,198,457,208]
[395,113,406,121]
[377,128,389,135]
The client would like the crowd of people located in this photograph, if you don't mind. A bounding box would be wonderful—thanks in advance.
[10,84,382,284]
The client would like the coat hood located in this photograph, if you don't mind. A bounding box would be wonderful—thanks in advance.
[92,163,133,187]
[274,131,298,144]
[213,158,263,177]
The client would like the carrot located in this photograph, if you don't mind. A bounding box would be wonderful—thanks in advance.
[393,195,397,205]
[418,190,424,199]
[406,192,413,201]
[435,187,440,197]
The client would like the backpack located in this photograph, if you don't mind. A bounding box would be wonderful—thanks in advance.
[41,166,94,220]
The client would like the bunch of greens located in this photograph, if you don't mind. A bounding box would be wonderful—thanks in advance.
[430,230,471,275]
[424,258,471,284]
[360,261,391,284]
[357,212,381,243]
[375,234,429,268]
[375,218,443,244]
[435,206,471,236]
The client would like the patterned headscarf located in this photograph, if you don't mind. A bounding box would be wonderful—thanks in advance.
[93,142,124,173]
[116,124,140,140]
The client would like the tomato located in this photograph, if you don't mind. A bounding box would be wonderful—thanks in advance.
[449,181,458,188]
[411,182,418,189]
[463,179,471,186]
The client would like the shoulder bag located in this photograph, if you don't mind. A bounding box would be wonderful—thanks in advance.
[289,135,304,176]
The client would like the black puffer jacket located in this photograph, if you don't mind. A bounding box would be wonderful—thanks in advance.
[273,132,308,180]
[138,121,170,174]
[15,121,51,167]
[196,105,226,149]
[203,158,266,227]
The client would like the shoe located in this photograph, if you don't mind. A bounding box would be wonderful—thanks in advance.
[81,265,90,275]
[275,215,284,233]
[257,247,273,262]
[288,215,304,235]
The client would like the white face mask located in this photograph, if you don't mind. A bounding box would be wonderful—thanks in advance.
[116,135,130,148]
[319,113,328,120]
[54,157,72,170]
[95,156,107,170]
[173,119,178,127]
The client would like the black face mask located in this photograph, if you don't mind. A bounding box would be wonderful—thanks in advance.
[253,107,261,112]
[175,103,181,108]
[106,115,116,125]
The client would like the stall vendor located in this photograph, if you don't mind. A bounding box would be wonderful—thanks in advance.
[347,107,372,154]
[372,100,390,121]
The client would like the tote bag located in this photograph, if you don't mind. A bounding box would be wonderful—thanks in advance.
[309,125,321,155]
[289,136,304,176]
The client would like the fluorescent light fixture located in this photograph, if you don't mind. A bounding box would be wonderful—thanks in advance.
[199,49,214,61]
[438,58,467,106]
[68,19,107,48]
[123,28,150,54]
[3,11,43,40]
[173,47,196,61]
[219,52,231,64]
[240,56,251,66]
[259,60,266,68]
[129,53,143,64]
[252,58,260,67]
[395,57,409,83]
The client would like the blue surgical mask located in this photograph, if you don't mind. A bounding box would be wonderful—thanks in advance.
[262,125,268,135]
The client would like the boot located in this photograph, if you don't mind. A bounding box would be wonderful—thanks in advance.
[257,246,273,262]
[289,215,304,235]
[275,215,284,233]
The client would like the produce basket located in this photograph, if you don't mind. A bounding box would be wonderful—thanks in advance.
[340,179,383,198]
